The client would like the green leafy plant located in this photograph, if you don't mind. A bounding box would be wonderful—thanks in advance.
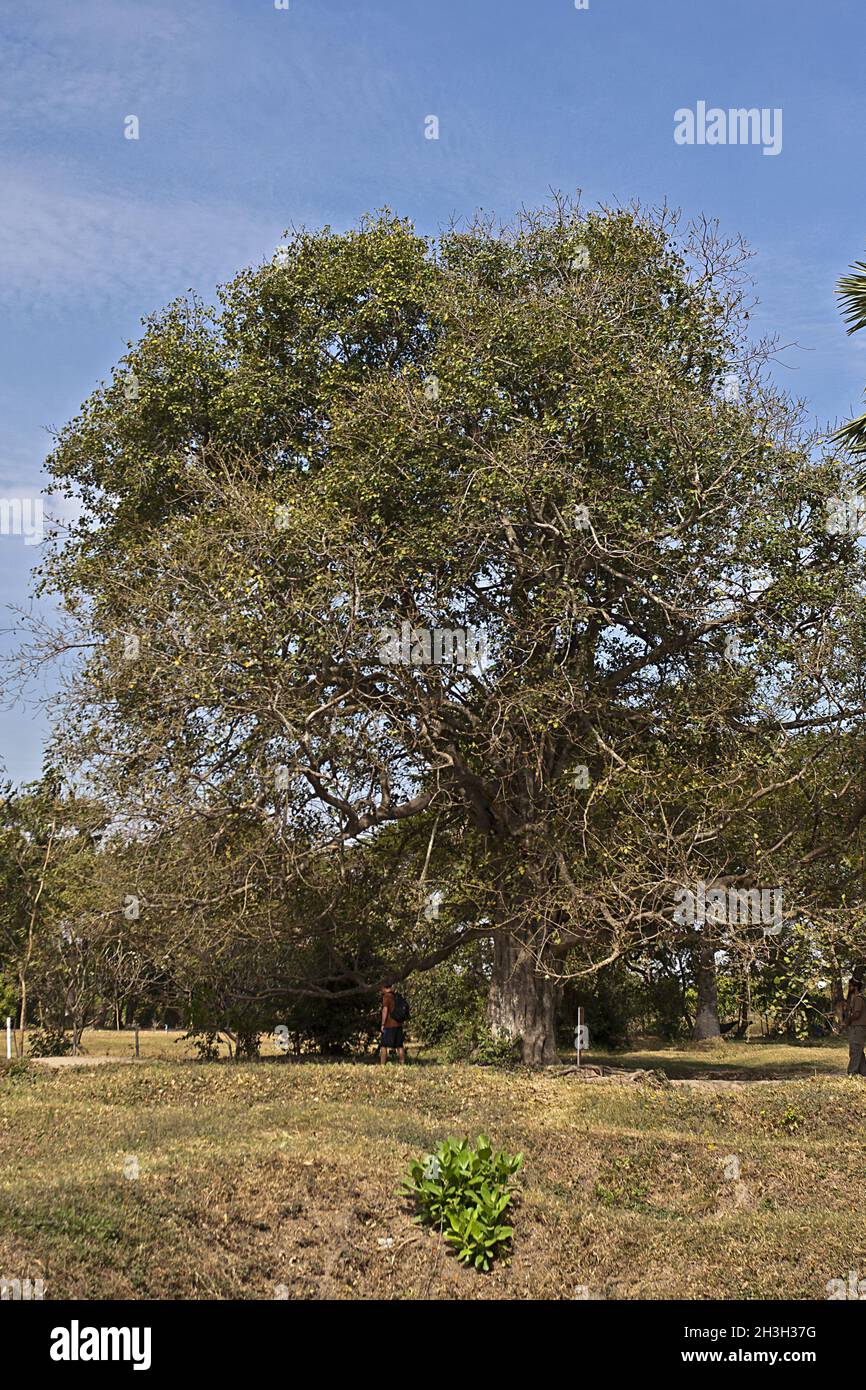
[400,1134,522,1271]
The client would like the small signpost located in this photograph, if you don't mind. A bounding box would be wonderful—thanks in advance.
[5,1017,11,1061]
[574,1008,589,1068]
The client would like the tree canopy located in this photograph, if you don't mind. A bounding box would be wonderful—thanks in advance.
[32,200,866,1061]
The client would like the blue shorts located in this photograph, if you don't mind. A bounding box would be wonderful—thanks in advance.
[379,1027,404,1049]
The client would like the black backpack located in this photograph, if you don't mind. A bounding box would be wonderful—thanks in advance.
[391,991,410,1024]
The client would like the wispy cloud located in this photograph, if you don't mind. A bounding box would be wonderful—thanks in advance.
[0,166,281,316]
[0,0,194,130]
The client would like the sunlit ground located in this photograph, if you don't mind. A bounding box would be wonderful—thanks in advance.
[1,1034,862,1299]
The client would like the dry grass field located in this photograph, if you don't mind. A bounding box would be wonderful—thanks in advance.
[1,1037,864,1300]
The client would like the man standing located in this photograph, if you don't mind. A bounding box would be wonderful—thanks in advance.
[378,982,407,1065]
[845,976,866,1077]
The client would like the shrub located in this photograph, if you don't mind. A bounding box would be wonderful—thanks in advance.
[407,944,488,1046]
[183,1029,222,1062]
[281,993,376,1055]
[561,959,692,1047]
[401,1134,522,1271]
[27,1027,72,1058]
[471,1029,522,1067]
[441,1020,477,1062]
[442,1023,521,1067]
[0,1058,34,1083]
[232,1029,261,1060]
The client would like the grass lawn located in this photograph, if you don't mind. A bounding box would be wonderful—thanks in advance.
[15,1028,851,1076]
[2,1039,865,1300]
[16,1028,270,1061]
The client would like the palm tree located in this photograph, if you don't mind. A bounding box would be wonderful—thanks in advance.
[833,258,866,456]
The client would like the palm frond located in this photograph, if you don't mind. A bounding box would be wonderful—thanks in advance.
[837,260,866,334]
[832,410,866,457]
[832,257,866,467]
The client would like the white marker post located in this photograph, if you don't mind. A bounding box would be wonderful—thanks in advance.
[574,1008,589,1068]
[6,1017,11,1060]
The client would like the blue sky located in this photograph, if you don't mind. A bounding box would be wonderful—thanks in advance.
[1,0,865,782]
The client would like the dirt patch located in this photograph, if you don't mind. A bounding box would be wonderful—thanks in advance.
[547,1064,671,1087]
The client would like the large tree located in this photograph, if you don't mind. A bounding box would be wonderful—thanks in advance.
[37,202,866,1062]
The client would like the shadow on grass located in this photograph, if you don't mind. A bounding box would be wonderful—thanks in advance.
[581,1038,848,1081]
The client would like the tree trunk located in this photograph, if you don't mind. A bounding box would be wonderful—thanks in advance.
[489,931,560,1065]
[831,969,845,1033]
[16,973,27,1059]
[16,812,57,1060]
[691,939,721,1039]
